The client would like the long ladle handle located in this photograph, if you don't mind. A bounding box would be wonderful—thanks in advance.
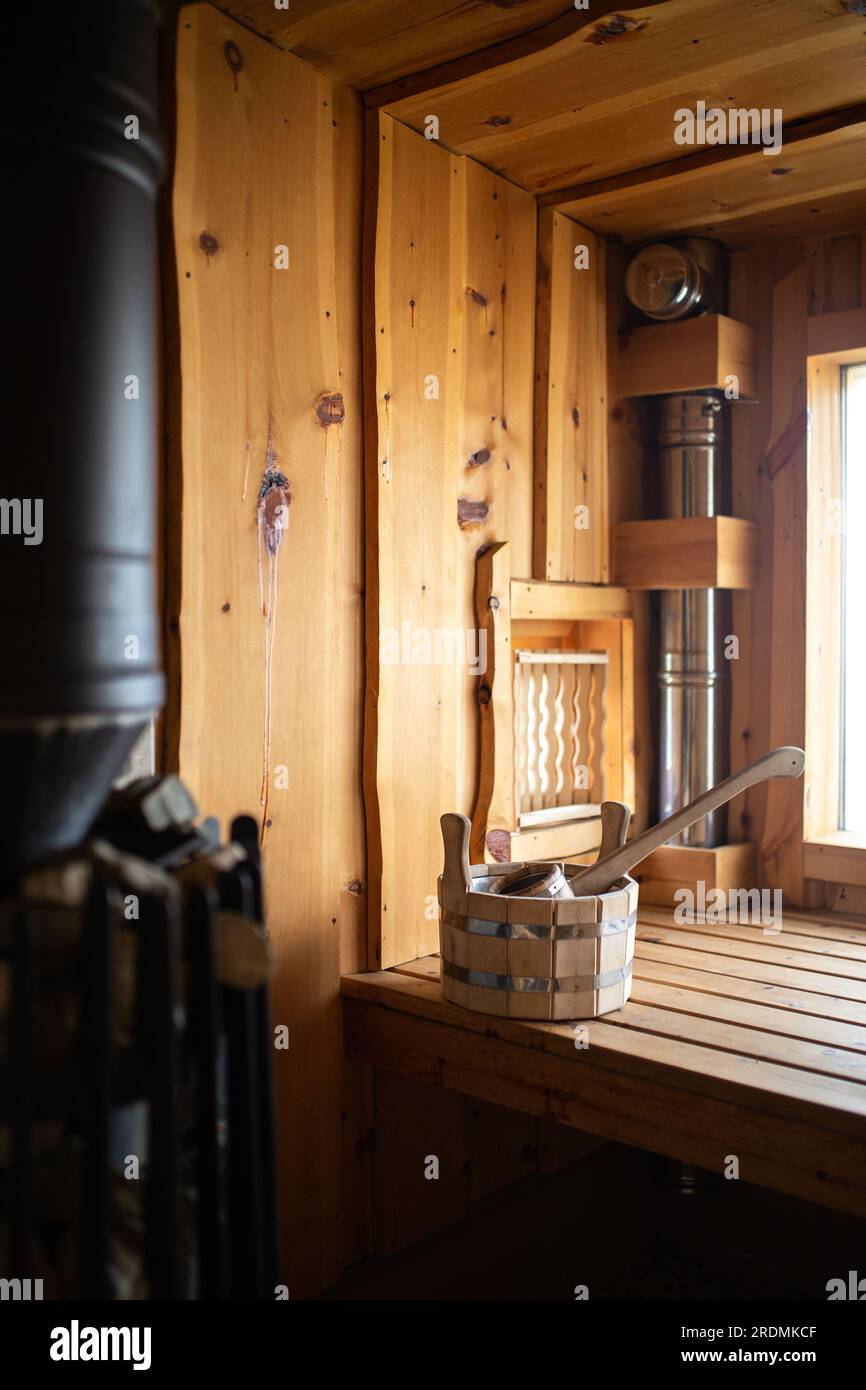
[570,746,805,897]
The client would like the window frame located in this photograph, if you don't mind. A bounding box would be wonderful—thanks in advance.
[803,338,866,888]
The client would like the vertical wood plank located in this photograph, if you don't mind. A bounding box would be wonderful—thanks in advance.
[172,5,364,1294]
[729,244,777,860]
[364,114,535,967]
[364,114,464,969]
[457,160,536,820]
[762,263,810,904]
[534,210,608,583]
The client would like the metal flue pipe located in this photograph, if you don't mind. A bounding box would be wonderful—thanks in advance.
[1,1,165,877]
[657,393,730,846]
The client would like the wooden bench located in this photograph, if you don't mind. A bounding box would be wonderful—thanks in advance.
[342,904,866,1218]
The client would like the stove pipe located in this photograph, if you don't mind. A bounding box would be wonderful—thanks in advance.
[2,1,165,878]
[657,393,730,845]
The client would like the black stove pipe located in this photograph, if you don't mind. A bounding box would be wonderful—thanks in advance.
[2,2,166,877]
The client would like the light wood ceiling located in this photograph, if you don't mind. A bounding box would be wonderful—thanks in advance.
[212,0,866,249]
[550,109,866,249]
[213,0,575,89]
[376,0,866,190]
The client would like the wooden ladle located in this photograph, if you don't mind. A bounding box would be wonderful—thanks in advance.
[570,746,805,897]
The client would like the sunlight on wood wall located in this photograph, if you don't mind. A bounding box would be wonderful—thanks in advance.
[364,112,535,969]
[171,3,364,1295]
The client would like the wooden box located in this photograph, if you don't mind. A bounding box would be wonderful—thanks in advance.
[634,841,757,910]
[614,516,759,590]
[617,313,758,401]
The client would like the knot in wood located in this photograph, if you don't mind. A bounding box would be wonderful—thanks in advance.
[315,391,345,427]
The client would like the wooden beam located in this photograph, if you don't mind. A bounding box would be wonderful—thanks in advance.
[541,103,866,213]
[364,0,671,107]
[546,108,866,250]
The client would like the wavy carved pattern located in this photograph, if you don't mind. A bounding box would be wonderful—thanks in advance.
[513,650,608,823]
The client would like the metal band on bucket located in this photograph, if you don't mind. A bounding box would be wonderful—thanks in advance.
[440,907,637,942]
[443,960,633,994]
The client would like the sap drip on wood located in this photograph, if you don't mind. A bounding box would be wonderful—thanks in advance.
[257,462,291,843]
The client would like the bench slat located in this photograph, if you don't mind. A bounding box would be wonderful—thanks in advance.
[632,956,866,1027]
[600,995,866,1082]
[638,910,866,963]
[636,938,866,1001]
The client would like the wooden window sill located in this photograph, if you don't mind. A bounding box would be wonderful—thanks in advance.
[342,904,866,1218]
[804,834,866,887]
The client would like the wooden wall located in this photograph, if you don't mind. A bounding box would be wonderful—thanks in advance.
[170,9,615,1290]
[170,4,365,1295]
[364,112,536,969]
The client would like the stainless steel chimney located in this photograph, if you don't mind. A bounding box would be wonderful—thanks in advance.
[658,393,729,845]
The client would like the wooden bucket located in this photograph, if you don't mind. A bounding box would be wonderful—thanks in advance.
[438,815,637,1021]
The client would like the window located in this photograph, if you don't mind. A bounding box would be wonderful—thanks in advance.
[802,343,866,890]
[841,363,866,835]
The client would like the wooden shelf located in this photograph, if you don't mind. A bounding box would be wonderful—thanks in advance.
[510,578,632,623]
[614,516,759,590]
[617,314,758,401]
